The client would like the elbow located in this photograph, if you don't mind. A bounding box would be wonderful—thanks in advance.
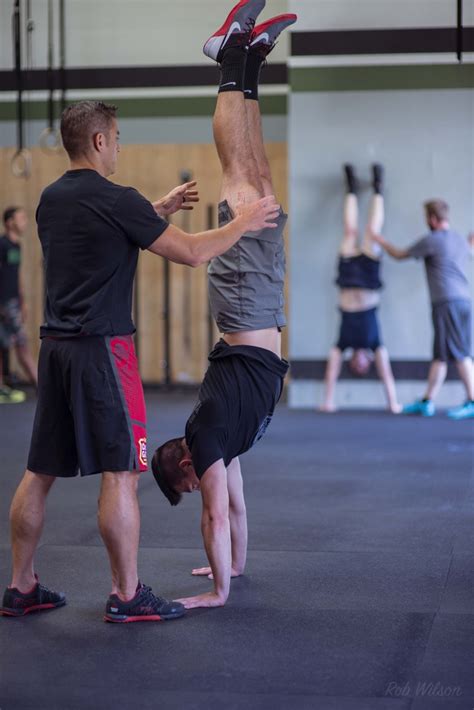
[203,510,229,529]
[229,501,246,518]
[187,254,202,268]
[187,242,206,268]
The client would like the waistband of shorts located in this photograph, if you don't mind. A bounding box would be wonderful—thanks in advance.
[339,306,378,317]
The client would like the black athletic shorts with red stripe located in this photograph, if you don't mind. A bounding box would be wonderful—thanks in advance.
[27,335,148,477]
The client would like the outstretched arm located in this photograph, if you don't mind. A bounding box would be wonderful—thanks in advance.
[192,457,247,579]
[372,234,410,260]
[320,347,342,412]
[374,346,402,414]
[227,457,247,575]
[147,195,280,267]
[177,460,231,609]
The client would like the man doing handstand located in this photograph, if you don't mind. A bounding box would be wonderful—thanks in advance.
[321,164,401,413]
[152,0,296,609]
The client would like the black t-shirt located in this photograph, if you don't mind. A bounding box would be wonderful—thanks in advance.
[185,340,289,479]
[36,169,169,337]
[0,235,21,303]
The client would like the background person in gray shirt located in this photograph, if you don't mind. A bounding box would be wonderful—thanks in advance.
[375,199,473,420]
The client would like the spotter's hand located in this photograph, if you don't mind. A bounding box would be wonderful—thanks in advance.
[153,181,199,217]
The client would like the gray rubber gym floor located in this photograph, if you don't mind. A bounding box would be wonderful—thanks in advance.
[1,391,473,710]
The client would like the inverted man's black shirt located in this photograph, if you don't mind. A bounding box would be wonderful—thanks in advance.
[185,341,289,479]
[36,169,169,337]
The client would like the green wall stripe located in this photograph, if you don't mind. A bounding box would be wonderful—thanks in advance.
[0,95,287,121]
[291,64,474,92]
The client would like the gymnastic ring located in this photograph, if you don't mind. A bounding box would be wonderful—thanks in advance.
[39,126,62,154]
[11,149,32,179]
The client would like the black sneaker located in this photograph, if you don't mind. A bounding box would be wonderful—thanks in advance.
[104,582,186,623]
[372,163,384,194]
[343,163,358,194]
[1,575,66,617]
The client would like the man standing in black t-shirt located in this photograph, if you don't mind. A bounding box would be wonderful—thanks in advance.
[152,1,295,610]
[1,98,279,622]
[0,207,37,403]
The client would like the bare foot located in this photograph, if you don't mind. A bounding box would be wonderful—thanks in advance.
[389,403,403,414]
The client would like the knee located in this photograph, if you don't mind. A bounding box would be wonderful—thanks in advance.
[25,469,56,493]
[102,471,140,490]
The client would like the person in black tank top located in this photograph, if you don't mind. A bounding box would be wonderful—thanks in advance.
[321,164,401,414]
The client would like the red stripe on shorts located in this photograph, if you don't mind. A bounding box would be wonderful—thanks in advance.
[109,336,148,472]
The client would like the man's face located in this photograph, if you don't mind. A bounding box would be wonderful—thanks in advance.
[9,209,28,236]
[349,349,372,376]
[175,462,201,495]
[425,212,440,231]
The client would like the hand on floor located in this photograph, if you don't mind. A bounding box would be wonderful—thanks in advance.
[175,592,226,609]
[192,566,241,580]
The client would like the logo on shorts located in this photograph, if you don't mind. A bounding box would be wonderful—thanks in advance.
[138,438,147,467]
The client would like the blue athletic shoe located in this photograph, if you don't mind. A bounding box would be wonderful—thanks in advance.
[447,401,474,420]
[402,399,435,417]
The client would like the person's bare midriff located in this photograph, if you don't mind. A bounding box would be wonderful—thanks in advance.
[339,288,380,312]
[223,327,282,358]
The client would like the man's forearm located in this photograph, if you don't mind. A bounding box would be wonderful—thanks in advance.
[378,238,409,260]
[201,512,232,602]
[189,216,251,265]
[229,508,247,574]
[324,348,342,406]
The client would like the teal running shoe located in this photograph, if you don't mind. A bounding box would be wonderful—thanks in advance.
[402,399,435,417]
[447,401,474,420]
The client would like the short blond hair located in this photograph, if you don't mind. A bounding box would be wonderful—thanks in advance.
[424,199,449,222]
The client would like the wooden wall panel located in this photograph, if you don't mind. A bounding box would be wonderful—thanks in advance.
[0,146,69,369]
[0,142,288,384]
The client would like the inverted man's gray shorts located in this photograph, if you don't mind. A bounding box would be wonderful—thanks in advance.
[208,200,288,333]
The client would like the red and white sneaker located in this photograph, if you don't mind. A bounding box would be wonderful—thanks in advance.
[203,0,266,63]
[250,13,297,57]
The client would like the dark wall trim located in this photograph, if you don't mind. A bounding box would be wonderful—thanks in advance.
[291,63,474,91]
[291,360,461,381]
[0,63,287,92]
[292,26,474,56]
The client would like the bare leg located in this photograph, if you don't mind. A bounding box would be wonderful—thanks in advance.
[321,347,343,412]
[214,92,264,212]
[15,342,38,386]
[424,360,448,401]
[455,357,474,400]
[374,346,402,413]
[340,194,359,257]
[10,470,56,591]
[98,471,140,600]
[362,194,384,258]
[245,100,274,196]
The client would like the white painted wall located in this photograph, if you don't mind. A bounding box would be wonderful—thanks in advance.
[289,88,474,363]
[289,0,473,32]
